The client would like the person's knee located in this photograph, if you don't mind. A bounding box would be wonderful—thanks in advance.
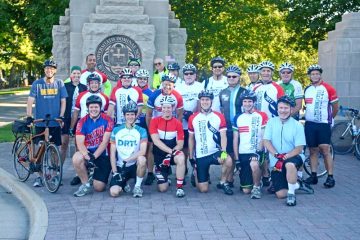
[109,186,122,197]
[250,160,260,170]
[158,183,168,192]
[242,188,251,194]
[275,190,287,199]
[72,152,84,166]
[197,183,209,193]
[285,162,296,170]
[224,156,233,168]
[93,181,106,192]
[174,155,185,166]
[137,156,147,167]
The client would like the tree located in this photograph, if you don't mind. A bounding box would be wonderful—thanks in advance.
[269,0,360,50]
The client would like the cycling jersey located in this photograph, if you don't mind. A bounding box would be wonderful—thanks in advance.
[201,76,228,112]
[80,69,111,96]
[147,89,184,118]
[304,81,338,124]
[263,116,306,168]
[76,113,114,156]
[232,111,268,154]
[110,124,147,167]
[74,91,109,118]
[175,81,202,129]
[64,82,87,119]
[149,116,184,154]
[278,79,303,100]
[254,81,285,119]
[137,85,153,127]
[246,82,261,91]
[109,86,143,124]
[188,111,227,158]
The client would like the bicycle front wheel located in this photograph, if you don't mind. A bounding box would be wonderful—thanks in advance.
[355,135,360,160]
[13,136,31,182]
[303,146,332,178]
[331,122,353,154]
[42,144,63,193]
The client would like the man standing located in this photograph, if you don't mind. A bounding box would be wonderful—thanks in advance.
[79,53,112,96]
[304,64,338,188]
[152,57,169,89]
[127,58,141,86]
[246,64,260,91]
[26,59,67,187]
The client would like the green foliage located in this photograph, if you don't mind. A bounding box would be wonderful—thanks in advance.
[170,0,317,84]
[269,0,360,50]
[0,123,15,143]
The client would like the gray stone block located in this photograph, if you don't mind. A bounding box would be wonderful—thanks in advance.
[96,5,144,14]
[318,40,335,54]
[351,39,360,52]
[70,32,84,68]
[70,16,89,32]
[101,0,139,6]
[350,67,360,82]
[65,8,70,16]
[70,0,97,15]
[169,11,175,19]
[350,53,360,67]
[59,16,70,25]
[336,54,352,68]
[349,81,360,96]
[334,81,350,97]
[334,67,350,82]
[169,28,187,44]
[169,19,180,28]
[168,43,186,56]
[89,13,149,24]
[342,12,360,21]
[142,0,169,17]
[335,39,352,53]
[336,20,360,30]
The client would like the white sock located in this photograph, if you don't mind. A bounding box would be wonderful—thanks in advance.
[297,171,303,179]
[288,183,298,194]
[135,176,143,187]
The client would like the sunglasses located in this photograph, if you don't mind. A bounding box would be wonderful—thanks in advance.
[129,64,140,67]
[184,72,194,76]
[122,76,132,80]
[154,62,162,66]
[281,71,292,74]
[213,65,223,69]
[227,75,238,78]
[137,78,148,81]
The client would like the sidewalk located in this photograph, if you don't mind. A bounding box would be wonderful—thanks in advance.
[1,142,360,240]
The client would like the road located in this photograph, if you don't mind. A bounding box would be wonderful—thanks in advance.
[0,93,29,127]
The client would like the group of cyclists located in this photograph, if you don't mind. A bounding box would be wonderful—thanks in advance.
[25,54,338,206]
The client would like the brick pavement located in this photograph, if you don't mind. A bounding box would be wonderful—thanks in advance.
[1,142,360,240]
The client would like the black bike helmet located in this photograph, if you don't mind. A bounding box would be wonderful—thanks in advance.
[240,90,257,102]
[87,73,101,84]
[277,95,295,108]
[86,95,102,108]
[161,74,176,83]
[122,101,138,114]
[210,56,226,67]
[43,59,57,69]
[167,62,180,71]
[198,90,214,100]
[307,64,323,75]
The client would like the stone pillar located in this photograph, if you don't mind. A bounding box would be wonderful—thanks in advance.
[318,12,360,109]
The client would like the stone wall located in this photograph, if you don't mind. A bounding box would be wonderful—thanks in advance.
[318,12,360,109]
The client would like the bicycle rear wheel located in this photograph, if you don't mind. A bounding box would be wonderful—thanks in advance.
[42,143,63,193]
[331,122,353,154]
[355,135,360,160]
[303,145,334,178]
[12,136,31,182]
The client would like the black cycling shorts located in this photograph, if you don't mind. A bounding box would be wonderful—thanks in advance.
[271,155,303,192]
[183,130,189,149]
[153,150,176,185]
[196,151,221,183]
[238,153,264,189]
[305,121,331,147]
[109,164,137,188]
[226,130,234,154]
[92,155,111,184]
[35,126,62,146]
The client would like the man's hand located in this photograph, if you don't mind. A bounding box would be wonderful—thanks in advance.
[172,149,182,157]
[112,172,122,183]
[274,153,286,161]
[26,116,34,125]
[85,152,96,169]
[235,160,241,172]
[161,154,171,167]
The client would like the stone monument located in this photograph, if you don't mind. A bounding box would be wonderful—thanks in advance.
[52,0,187,84]
[318,12,360,109]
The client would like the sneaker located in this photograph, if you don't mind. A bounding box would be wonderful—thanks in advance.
[297,179,314,194]
[323,176,335,188]
[286,193,296,206]
[73,183,91,197]
[176,188,185,198]
[144,173,155,185]
[219,183,233,195]
[228,181,234,188]
[123,184,131,193]
[33,177,43,187]
[190,172,196,187]
[70,176,81,186]
[304,175,318,185]
[217,181,234,189]
[250,186,262,199]
[262,176,270,187]
[133,186,143,198]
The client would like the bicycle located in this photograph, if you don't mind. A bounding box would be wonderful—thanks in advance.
[11,115,63,193]
[331,106,360,157]
[303,144,335,177]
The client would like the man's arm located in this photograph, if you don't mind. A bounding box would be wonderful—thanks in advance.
[292,98,303,117]
[123,141,147,162]
[219,130,227,152]
[26,96,35,117]
[70,109,79,130]
[93,131,111,158]
[233,130,239,160]
[110,143,118,173]
[188,132,195,159]
[60,98,66,117]
[76,135,89,158]
[136,105,143,120]
[151,134,173,154]
[263,139,277,157]
[332,101,339,118]
[146,108,153,127]
[107,104,115,119]
[173,140,184,151]
[176,108,183,123]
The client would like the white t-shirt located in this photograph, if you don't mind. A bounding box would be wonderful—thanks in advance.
[201,76,228,112]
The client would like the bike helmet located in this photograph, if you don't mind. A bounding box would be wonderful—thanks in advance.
[240,90,257,102]
[277,95,295,108]
[160,95,176,106]
[122,101,138,114]
[161,74,176,83]
[135,69,150,78]
[87,73,101,84]
[120,68,133,78]
[127,58,141,66]
[258,60,275,71]
[167,62,180,71]
[198,90,214,100]
[43,59,57,69]
[210,56,226,67]
[226,65,242,75]
[279,62,295,73]
[247,64,259,73]
[182,63,197,73]
[307,64,323,74]
[86,95,102,108]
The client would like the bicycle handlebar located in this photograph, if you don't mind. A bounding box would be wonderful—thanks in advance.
[340,106,359,116]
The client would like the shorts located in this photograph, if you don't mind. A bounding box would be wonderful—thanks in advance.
[238,153,264,189]
[271,155,303,192]
[196,151,221,183]
[305,121,331,147]
[92,155,111,184]
[109,163,137,188]
[226,130,234,154]
[183,130,189,149]
[35,126,62,146]
[61,118,78,135]
[154,149,177,185]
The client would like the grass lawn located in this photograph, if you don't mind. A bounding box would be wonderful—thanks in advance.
[0,87,30,96]
[0,123,15,143]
